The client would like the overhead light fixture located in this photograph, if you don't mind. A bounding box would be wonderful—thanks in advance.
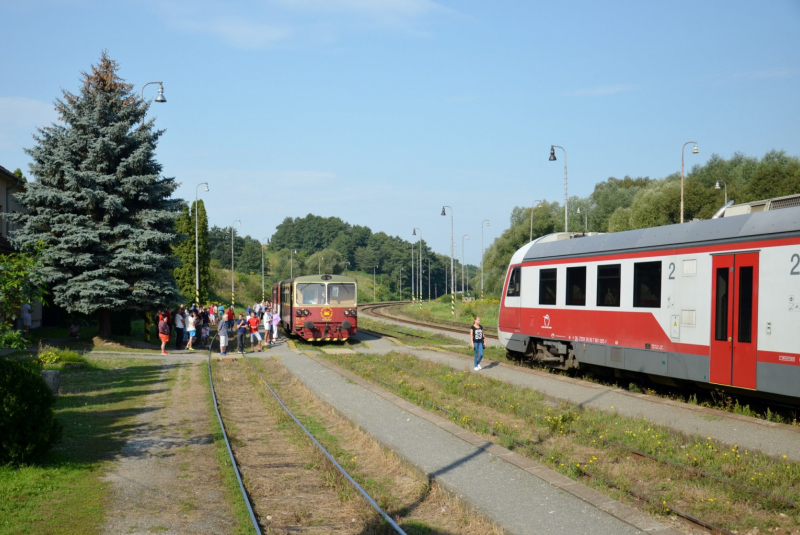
[549,146,557,161]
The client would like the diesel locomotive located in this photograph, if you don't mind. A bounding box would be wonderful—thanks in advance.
[272,274,358,341]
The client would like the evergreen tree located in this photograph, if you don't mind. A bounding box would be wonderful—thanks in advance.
[172,199,210,304]
[9,52,181,337]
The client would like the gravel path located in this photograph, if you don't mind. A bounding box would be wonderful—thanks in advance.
[101,361,237,534]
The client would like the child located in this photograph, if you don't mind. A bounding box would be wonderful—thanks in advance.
[201,324,210,348]
[158,314,170,355]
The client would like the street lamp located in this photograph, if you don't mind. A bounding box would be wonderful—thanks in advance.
[441,206,454,315]
[461,234,470,297]
[230,220,241,308]
[481,220,490,299]
[549,146,568,232]
[413,228,422,308]
[529,200,542,242]
[715,179,727,204]
[290,249,297,278]
[140,82,166,127]
[428,257,431,302]
[373,266,378,302]
[261,237,270,303]
[399,267,403,301]
[410,240,415,303]
[194,182,209,305]
[681,142,699,223]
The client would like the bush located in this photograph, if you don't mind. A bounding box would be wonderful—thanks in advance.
[37,346,87,368]
[0,358,62,464]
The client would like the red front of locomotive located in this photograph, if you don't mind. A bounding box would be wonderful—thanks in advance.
[291,304,358,341]
[282,275,359,342]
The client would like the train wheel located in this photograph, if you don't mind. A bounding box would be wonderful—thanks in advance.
[506,349,525,362]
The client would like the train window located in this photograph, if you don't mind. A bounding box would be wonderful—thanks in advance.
[539,268,557,305]
[633,261,661,308]
[566,266,586,306]
[714,267,729,341]
[596,264,621,307]
[328,283,356,306]
[296,283,326,305]
[737,266,753,343]
[506,267,521,297]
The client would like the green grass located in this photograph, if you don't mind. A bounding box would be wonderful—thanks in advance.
[393,298,500,329]
[0,358,167,535]
[320,350,800,533]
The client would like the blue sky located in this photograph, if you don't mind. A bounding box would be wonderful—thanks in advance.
[2,0,799,262]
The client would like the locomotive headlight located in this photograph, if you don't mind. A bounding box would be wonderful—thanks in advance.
[344,310,350,316]
[296,310,303,317]
[304,309,310,315]
[350,309,357,316]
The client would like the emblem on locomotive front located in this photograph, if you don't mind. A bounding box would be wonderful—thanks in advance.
[321,307,333,321]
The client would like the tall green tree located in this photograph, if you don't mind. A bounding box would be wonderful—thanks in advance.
[9,52,181,337]
[172,199,210,304]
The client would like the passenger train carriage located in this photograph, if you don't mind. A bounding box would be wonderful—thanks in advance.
[498,200,800,402]
[272,274,358,342]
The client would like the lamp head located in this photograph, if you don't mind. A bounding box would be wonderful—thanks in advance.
[487,221,490,226]
[155,83,166,103]
[577,207,581,214]
[715,181,721,190]
[412,229,416,236]
[441,207,446,216]
[204,183,209,192]
[549,146,557,161]
[692,143,699,154]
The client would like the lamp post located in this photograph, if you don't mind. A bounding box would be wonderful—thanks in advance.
[441,206,454,315]
[410,240,415,304]
[140,82,166,127]
[413,228,422,309]
[529,200,542,242]
[290,249,297,279]
[373,266,378,302]
[230,220,241,308]
[715,179,728,204]
[318,256,323,275]
[261,237,270,303]
[428,257,431,301]
[481,220,490,299]
[681,141,699,223]
[194,182,209,306]
[549,146,568,232]
[461,234,469,298]
[577,207,588,233]
[399,267,403,301]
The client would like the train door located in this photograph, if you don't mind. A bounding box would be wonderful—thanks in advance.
[505,266,522,331]
[709,253,759,389]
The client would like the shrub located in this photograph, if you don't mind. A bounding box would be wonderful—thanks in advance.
[37,346,87,367]
[0,358,62,464]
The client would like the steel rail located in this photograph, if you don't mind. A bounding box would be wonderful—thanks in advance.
[240,354,407,535]
[361,302,499,339]
[205,334,262,534]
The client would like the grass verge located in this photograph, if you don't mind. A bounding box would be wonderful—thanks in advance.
[0,357,165,535]
[318,350,800,534]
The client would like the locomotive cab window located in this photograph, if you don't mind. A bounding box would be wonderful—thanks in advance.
[296,283,327,305]
[539,268,557,305]
[506,267,521,297]
[566,266,586,306]
[597,264,621,307]
[328,283,356,306]
[633,261,661,308]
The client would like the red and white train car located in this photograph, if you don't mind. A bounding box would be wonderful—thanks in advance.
[498,200,800,401]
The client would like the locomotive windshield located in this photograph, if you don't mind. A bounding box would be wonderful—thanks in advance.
[296,283,327,305]
[328,283,356,306]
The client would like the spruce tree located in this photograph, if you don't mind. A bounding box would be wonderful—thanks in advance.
[172,199,210,304]
[10,52,181,337]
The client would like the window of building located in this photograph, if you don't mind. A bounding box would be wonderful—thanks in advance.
[596,264,621,307]
[633,261,661,308]
[539,268,557,305]
[506,266,521,297]
[566,266,586,306]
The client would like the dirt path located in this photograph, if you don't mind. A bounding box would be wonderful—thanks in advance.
[102,361,237,534]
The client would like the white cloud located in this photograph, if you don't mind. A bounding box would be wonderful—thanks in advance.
[0,97,58,151]
[730,68,794,81]
[570,85,636,97]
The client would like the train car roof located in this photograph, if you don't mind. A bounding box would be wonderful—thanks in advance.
[277,274,358,284]
[512,205,800,264]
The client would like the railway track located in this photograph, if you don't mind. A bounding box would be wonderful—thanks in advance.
[206,343,407,534]
[360,301,498,339]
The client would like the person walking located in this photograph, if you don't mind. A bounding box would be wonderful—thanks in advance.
[271,308,280,343]
[218,316,229,356]
[235,314,247,354]
[174,307,185,350]
[470,316,486,371]
[186,310,197,352]
[158,312,170,355]
[226,306,235,331]
[263,307,273,346]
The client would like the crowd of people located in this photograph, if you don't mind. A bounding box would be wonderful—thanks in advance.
[156,301,279,356]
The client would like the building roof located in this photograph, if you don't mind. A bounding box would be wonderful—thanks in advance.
[0,164,19,182]
[519,206,800,264]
